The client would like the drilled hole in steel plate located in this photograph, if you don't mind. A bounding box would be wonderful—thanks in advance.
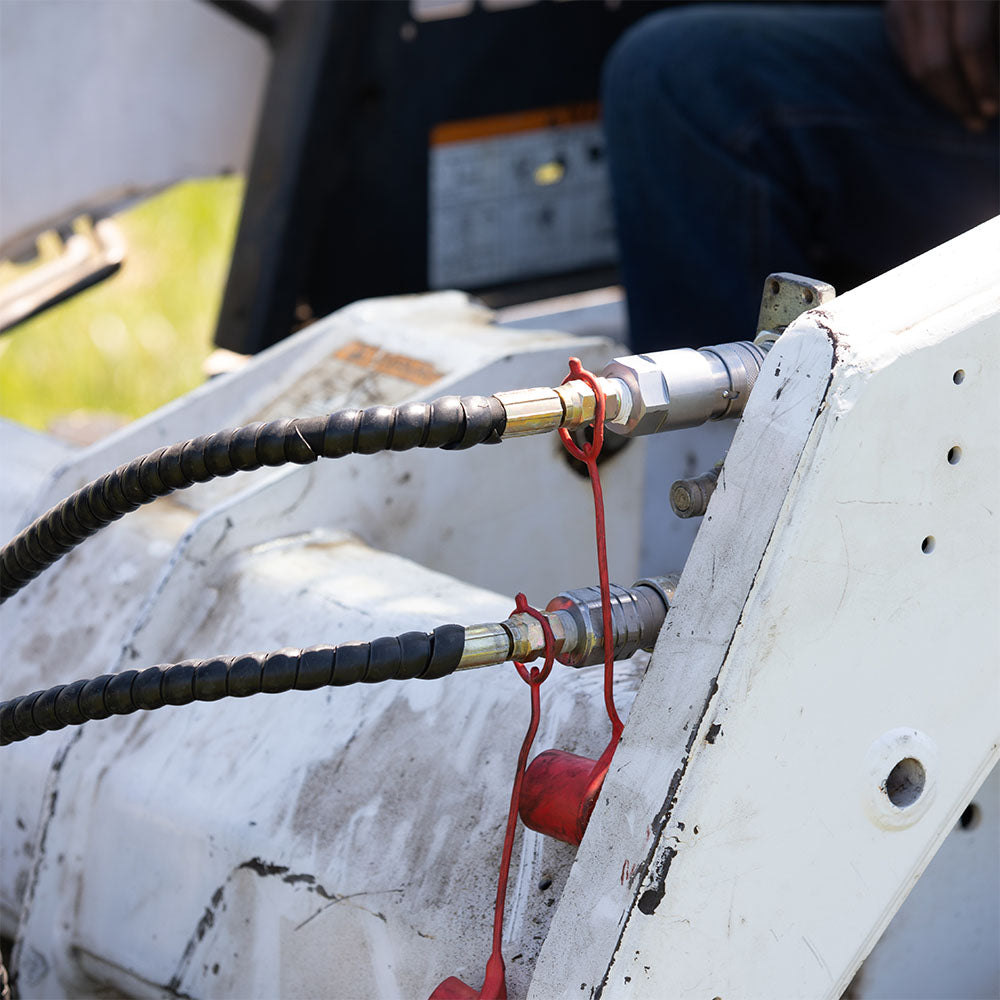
[953,369,966,384]
[921,535,936,554]
[959,803,981,830]
[885,757,926,808]
[958,802,983,830]
[947,446,962,465]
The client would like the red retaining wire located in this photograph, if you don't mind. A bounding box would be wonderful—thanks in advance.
[558,358,622,800]
[432,358,620,998]
[430,595,555,1000]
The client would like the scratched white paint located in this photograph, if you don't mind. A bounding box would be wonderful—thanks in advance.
[529,300,836,998]
[14,532,638,998]
[530,218,1000,999]
[2,293,648,998]
[6,218,1000,999]
[0,292,645,940]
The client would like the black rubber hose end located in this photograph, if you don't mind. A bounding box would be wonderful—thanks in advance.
[1,391,507,605]
[0,622,469,746]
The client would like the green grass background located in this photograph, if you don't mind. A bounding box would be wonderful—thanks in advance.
[0,176,244,431]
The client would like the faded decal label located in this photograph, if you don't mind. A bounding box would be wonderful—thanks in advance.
[334,340,444,387]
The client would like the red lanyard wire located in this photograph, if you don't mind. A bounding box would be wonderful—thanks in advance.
[431,357,619,1000]
[558,358,623,800]
[478,595,555,1000]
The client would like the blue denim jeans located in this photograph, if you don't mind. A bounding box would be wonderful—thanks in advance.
[602,4,1000,353]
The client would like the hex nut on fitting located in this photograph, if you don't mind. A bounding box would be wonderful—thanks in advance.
[601,355,671,436]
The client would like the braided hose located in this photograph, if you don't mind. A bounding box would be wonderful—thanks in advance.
[0,395,505,603]
[0,624,466,746]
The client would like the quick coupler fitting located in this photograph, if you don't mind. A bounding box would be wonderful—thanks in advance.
[601,341,768,437]
[458,575,679,671]
[492,341,768,441]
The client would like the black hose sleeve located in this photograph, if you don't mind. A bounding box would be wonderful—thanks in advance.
[0,624,466,746]
[0,395,506,603]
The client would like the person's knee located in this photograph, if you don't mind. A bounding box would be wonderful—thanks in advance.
[603,6,744,139]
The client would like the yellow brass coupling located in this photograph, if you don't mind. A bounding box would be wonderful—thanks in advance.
[493,378,628,439]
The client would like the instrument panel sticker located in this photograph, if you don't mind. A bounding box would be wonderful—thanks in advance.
[429,103,617,289]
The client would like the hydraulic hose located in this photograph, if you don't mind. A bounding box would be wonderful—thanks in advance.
[0,395,505,604]
[1,572,680,747]
[0,625,465,746]
[1,337,770,604]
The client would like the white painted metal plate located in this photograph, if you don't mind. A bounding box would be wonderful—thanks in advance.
[531,218,1000,999]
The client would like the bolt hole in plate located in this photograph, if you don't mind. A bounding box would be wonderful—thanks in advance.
[885,757,926,808]
[958,802,981,830]
[947,445,962,465]
[953,368,966,384]
[921,535,935,554]
[863,729,938,829]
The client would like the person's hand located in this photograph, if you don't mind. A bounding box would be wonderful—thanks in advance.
[886,0,999,130]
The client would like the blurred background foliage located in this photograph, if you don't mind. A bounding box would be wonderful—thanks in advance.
[0,176,243,436]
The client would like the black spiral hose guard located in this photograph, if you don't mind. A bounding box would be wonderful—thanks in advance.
[0,395,505,603]
[0,624,466,745]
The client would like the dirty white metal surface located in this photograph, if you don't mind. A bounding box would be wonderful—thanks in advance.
[0,423,74,542]
[4,217,1000,998]
[530,218,1000,999]
[0,0,269,254]
[15,533,652,1000]
[2,292,645,997]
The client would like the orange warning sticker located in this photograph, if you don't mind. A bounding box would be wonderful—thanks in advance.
[431,102,601,146]
[334,340,444,387]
